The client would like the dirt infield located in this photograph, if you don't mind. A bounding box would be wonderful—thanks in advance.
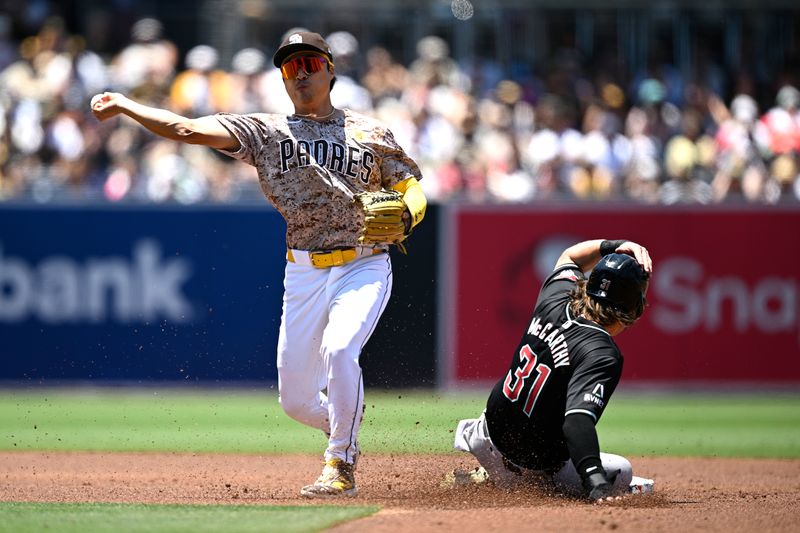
[1,452,797,532]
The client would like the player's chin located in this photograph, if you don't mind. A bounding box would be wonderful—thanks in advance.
[292,90,313,103]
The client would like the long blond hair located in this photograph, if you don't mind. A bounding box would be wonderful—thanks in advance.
[569,280,642,328]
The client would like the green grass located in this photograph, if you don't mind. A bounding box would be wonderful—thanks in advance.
[598,393,800,458]
[0,389,485,454]
[0,389,798,458]
[0,389,797,532]
[0,502,378,533]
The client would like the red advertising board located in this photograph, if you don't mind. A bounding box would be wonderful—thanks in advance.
[443,205,800,386]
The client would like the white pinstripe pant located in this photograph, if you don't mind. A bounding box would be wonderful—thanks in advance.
[277,252,392,464]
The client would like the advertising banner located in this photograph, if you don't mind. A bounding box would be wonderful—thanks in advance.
[0,206,286,381]
[444,206,800,386]
[0,205,439,386]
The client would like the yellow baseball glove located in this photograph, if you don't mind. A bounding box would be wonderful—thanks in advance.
[353,190,409,250]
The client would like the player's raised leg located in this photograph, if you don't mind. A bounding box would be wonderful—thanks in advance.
[277,262,332,433]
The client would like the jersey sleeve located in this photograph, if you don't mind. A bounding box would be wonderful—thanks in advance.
[564,348,622,423]
[377,128,422,189]
[537,263,585,304]
[214,113,272,167]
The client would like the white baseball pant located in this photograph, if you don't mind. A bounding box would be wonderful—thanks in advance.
[454,413,633,495]
[277,251,392,464]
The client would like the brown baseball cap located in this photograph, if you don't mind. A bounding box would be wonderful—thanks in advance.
[272,31,333,67]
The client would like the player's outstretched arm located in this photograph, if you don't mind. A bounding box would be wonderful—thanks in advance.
[555,239,652,273]
[90,92,239,151]
[556,239,602,270]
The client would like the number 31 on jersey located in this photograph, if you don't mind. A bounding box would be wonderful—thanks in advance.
[502,344,552,417]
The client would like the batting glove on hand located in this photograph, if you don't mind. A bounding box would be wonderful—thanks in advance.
[583,469,620,502]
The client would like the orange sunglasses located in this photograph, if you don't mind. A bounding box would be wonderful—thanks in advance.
[280,54,332,80]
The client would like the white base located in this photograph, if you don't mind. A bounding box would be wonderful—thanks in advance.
[629,475,655,494]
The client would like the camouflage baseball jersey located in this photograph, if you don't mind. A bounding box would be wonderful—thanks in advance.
[215,110,421,250]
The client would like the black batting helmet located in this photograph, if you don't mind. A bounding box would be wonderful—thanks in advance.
[586,253,649,317]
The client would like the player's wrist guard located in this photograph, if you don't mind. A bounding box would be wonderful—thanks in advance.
[600,240,628,256]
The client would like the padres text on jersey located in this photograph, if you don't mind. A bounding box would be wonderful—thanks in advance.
[215,110,420,251]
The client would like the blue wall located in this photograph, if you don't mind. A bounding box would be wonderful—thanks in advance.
[0,204,440,386]
[0,206,287,382]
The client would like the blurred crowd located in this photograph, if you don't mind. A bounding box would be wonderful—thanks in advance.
[1,15,799,205]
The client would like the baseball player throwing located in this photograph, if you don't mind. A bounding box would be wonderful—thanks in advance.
[91,31,426,497]
[453,239,654,502]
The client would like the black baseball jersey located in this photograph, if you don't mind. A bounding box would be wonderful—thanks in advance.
[485,262,623,471]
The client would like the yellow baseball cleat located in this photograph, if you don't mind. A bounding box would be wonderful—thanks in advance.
[300,458,358,497]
